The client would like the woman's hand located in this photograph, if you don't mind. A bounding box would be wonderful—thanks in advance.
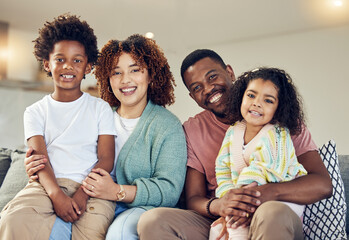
[82,168,118,201]
[24,146,48,181]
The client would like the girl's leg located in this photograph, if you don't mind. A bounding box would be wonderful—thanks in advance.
[227,226,249,240]
[106,207,146,240]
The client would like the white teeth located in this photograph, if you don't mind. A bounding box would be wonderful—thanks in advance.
[209,93,222,103]
[121,87,136,93]
[250,110,262,116]
[62,75,74,79]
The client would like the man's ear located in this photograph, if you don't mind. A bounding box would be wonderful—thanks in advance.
[226,64,236,82]
[43,60,50,73]
[85,63,92,75]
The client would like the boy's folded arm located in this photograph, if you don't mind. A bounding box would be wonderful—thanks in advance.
[27,135,81,222]
[94,134,115,173]
[27,135,62,197]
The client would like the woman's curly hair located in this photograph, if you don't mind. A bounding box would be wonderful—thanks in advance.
[228,67,305,135]
[33,14,98,75]
[95,34,175,107]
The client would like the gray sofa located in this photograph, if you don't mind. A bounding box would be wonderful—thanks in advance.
[0,147,348,239]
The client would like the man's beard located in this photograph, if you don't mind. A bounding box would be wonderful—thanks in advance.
[212,110,227,120]
[211,100,228,120]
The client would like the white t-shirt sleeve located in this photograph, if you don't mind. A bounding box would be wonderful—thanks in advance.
[97,100,117,136]
[23,101,45,141]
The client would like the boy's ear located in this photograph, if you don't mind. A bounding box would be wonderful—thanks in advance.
[85,63,92,75]
[43,60,50,72]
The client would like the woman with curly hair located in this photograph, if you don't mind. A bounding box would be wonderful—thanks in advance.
[87,34,187,239]
[210,67,308,240]
[26,34,187,240]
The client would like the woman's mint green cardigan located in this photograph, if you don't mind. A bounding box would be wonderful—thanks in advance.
[115,101,187,210]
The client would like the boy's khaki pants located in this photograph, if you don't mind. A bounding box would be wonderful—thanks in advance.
[0,178,115,240]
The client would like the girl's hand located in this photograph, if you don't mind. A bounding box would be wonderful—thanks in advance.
[24,146,47,181]
[225,214,252,229]
[211,217,228,240]
[82,168,118,201]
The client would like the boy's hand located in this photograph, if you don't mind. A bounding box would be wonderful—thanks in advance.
[51,191,80,223]
[72,187,89,216]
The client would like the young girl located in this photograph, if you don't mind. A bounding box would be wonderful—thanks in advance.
[210,67,308,240]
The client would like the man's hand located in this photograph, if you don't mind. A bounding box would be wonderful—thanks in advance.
[212,187,260,228]
[214,187,261,217]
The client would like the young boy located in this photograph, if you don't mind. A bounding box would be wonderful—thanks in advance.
[0,14,116,240]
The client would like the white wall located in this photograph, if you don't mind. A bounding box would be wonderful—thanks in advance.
[169,24,349,155]
[2,24,348,154]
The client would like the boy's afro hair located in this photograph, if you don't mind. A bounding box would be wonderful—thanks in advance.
[33,14,98,65]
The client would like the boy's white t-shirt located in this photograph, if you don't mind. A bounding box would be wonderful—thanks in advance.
[24,92,117,183]
[110,111,139,181]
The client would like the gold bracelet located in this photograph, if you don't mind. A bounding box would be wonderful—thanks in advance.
[115,184,126,201]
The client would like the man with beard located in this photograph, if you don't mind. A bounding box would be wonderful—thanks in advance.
[137,49,332,240]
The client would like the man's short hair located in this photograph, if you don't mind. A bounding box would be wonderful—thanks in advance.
[180,49,226,87]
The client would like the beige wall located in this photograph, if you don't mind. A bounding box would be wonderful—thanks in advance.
[168,24,349,155]
[3,24,349,154]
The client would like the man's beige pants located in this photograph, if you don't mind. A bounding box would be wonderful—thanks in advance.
[138,201,304,240]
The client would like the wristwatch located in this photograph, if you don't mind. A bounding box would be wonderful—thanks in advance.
[116,184,126,201]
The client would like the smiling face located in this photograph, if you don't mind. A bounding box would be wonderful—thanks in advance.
[183,57,235,123]
[43,40,91,94]
[241,78,279,132]
[109,52,150,115]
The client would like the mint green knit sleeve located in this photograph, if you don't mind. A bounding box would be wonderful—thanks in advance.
[128,118,187,209]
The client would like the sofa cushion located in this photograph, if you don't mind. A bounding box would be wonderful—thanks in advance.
[303,140,347,239]
[0,150,28,211]
[0,148,12,187]
[338,154,349,233]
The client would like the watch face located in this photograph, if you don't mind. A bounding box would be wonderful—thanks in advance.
[117,191,126,201]
[116,185,126,201]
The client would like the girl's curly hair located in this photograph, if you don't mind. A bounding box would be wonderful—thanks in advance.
[33,14,98,75]
[95,34,175,107]
[228,67,305,135]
